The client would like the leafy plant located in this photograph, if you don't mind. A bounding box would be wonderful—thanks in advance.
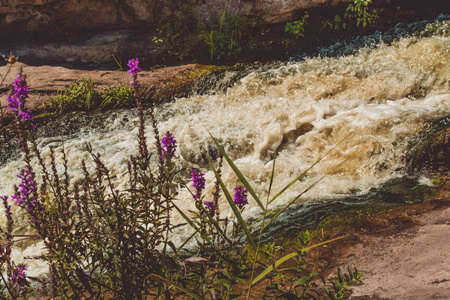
[46,78,134,113]
[322,15,347,31]
[99,85,134,110]
[200,10,250,61]
[345,0,378,28]
[323,267,364,299]
[285,12,310,38]
[46,77,100,112]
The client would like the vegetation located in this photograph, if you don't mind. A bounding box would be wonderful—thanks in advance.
[45,78,134,113]
[153,0,378,62]
[0,56,363,299]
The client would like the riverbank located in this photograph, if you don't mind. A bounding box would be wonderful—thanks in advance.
[312,176,450,299]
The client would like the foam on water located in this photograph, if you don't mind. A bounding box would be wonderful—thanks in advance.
[1,21,449,277]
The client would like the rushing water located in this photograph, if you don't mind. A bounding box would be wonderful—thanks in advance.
[1,19,450,277]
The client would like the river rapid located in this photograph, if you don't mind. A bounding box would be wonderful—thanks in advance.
[1,19,449,277]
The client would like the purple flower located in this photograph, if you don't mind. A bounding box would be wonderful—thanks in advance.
[12,266,29,287]
[191,169,206,200]
[233,186,248,209]
[12,266,27,279]
[127,58,142,76]
[161,132,177,159]
[12,169,37,212]
[203,200,215,214]
[6,74,35,128]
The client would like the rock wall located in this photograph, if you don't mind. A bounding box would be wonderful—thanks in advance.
[1,0,352,41]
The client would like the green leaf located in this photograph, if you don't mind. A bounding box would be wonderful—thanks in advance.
[251,252,298,286]
[295,276,311,287]
[204,149,256,250]
[208,132,265,211]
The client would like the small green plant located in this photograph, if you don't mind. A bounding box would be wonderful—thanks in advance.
[285,12,310,38]
[46,77,100,112]
[46,78,134,112]
[345,0,378,28]
[200,10,250,61]
[322,15,347,31]
[323,267,364,299]
[99,85,134,110]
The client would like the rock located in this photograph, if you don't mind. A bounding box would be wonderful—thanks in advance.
[1,29,162,66]
[410,125,450,175]
[0,62,204,113]
[1,0,351,41]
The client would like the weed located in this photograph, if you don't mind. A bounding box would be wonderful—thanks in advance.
[345,0,378,28]
[285,12,310,38]
[45,78,134,113]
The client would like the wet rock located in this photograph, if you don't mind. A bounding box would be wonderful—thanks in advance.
[410,125,450,175]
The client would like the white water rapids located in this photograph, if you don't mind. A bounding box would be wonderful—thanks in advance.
[1,20,450,277]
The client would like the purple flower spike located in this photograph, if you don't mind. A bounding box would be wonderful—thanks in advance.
[233,186,248,209]
[12,266,29,287]
[7,74,35,128]
[12,169,37,213]
[127,58,142,76]
[161,132,177,160]
[204,200,215,214]
[191,169,206,200]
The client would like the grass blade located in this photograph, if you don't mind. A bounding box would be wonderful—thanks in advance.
[204,148,256,250]
[251,235,344,286]
[262,158,349,232]
[251,252,298,286]
[269,135,350,205]
[208,131,265,211]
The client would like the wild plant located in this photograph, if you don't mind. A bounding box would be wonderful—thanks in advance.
[1,56,362,299]
[285,12,310,38]
[345,0,378,29]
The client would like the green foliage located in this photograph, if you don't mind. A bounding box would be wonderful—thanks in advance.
[99,85,134,110]
[322,15,347,31]
[285,12,310,38]
[323,267,364,299]
[46,78,134,112]
[155,4,204,59]
[47,77,100,112]
[345,0,378,28]
[200,10,250,61]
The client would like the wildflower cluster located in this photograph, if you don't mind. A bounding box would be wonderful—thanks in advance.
[203,200,215,214]
[12,169,37,214]
[12,266,29,287]
[7,74,35,128]
[127,58,142,76]
[161,132,177,159]
[128,58,142,87]
[191,169,206,200]
[233,186,248,209]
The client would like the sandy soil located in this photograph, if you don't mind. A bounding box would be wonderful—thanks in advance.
[346,205,450,299]
[322,182,450,300]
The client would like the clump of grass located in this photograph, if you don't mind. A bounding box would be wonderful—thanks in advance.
[45,78,134,113]
[1,57,362,299]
